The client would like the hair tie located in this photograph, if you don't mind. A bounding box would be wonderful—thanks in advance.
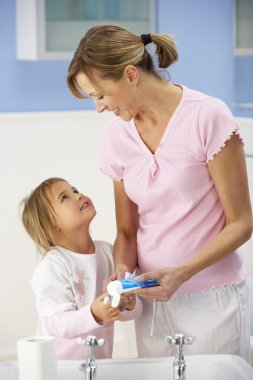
[141,34,152,46]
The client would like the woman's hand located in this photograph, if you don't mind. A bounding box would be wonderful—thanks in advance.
[91,293,121,323]
[136,267,188,301]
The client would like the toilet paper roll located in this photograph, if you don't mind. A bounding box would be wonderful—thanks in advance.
[17,336,57,380]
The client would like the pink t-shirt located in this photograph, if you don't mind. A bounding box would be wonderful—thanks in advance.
[99,85,246,295]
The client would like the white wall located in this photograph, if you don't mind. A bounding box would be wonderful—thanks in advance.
[0,112,252,361]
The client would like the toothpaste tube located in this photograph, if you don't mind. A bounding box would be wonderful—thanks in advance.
[106,275,158,307]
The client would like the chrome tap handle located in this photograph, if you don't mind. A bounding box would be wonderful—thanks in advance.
[77,336,105,362]
[77,336,105,380]
[77,335,105,347]
[166,334,193,380]
[166,334,193,346]
[166,334,193,356]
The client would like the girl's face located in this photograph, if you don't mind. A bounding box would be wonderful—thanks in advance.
[75,66,140,122]
[47,181,96,234]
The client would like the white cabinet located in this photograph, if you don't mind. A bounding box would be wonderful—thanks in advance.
[234,0,253,56]
[16,0,156,60]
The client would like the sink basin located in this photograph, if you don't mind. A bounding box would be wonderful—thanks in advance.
[1,354,253,380]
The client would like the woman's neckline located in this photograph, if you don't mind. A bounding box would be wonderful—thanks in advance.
[131,84,185,156]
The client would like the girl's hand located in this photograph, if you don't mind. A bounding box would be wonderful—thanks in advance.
[91,293,121,323]
[136,267,188,301]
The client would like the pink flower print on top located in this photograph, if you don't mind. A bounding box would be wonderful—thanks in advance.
[73,266,85,296]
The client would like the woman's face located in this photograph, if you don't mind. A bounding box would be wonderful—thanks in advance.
[75,67,140,122]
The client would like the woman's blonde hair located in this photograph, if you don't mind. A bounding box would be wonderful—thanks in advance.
[20,178,66,255]
[67,24,178,99]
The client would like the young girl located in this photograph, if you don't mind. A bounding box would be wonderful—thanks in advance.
[20,177,142,359]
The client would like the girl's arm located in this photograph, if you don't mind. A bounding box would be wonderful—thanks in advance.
[45,303,105,338]
[137,134,253,300]
[113,180,139,279]
[48,294,120,338]
[32,258,120,338]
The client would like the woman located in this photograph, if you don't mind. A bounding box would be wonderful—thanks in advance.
[67,25,252,360]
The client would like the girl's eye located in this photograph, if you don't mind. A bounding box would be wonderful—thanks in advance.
[61,194,69,202]
[97,95,104,100]
[73,189,79,194]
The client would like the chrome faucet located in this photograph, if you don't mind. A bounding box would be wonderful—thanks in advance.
[166,334,193,380]
[77,335,105,380]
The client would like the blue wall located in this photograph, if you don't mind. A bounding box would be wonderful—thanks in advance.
[0,0,252,115]
[158,0,234,104]
[0,0,88,112]
[235,57,253,117]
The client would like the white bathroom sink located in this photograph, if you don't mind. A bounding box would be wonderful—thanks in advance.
[57,355,253,380]
[1,354,253,380]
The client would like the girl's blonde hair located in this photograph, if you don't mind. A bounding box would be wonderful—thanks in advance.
[67,24,178,99]
[20,178,66,255]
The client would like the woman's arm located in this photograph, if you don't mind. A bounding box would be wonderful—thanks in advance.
[113,179,139,279]
[137,134,253,300]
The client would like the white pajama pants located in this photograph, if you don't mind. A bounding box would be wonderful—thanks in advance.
[135,280,250,362]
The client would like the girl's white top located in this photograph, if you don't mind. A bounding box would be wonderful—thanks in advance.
[31,241,142,359]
